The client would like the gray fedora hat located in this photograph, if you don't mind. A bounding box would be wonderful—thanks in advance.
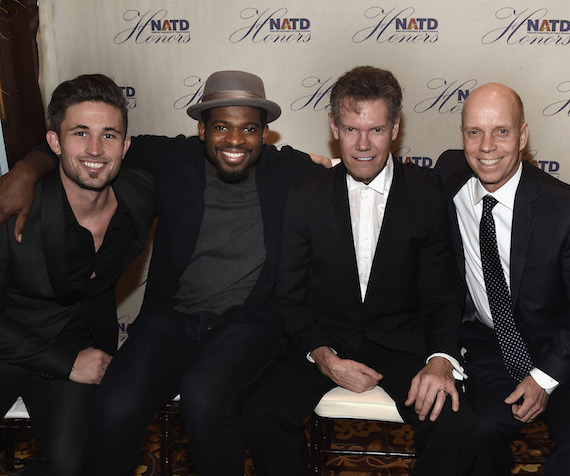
[187,70,281,122]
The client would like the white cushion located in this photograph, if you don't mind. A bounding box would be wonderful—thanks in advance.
[314,386,403,423]
[5,397,30,419]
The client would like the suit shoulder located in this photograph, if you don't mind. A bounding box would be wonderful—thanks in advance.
[261,144,317,169]
[258,144,324,184]
[114,168,158,208]
[523,161,570,204]
[399,161,442,195]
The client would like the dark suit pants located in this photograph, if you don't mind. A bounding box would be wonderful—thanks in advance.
[0,362,97,476]
[242,340,475,476]
[87,307,285,476]
[462,320,570,476]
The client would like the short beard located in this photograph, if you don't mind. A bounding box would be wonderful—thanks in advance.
[62,166,115,192]
[209,159,257,184]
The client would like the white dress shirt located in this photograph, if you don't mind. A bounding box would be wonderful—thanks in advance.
[347,156,393,302]
[453,162,558,393]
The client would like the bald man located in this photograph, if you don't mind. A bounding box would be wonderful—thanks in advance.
[435,83,570,475]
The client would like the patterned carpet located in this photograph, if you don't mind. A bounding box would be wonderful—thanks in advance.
[0,414,553,475]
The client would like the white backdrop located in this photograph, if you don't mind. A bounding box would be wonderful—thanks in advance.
[36,0,570,329]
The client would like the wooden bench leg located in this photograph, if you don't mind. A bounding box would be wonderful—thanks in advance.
[160,406,174,476]
[310,414,334,475]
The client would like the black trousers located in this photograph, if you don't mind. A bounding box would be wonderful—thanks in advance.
[462,320,570,476]
[0,319,98,476]
[242,339,475,476]
[87,307,285,476]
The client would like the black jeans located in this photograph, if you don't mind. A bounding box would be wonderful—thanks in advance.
[87,307,284,476]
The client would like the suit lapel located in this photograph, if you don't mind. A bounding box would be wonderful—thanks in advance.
[510,162,538,307]
[363,160,407,306]
[331,165,362,302]
[41,170,71,301]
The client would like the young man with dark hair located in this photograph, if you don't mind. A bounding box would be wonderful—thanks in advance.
[0,74,157,476]
[0,70,328,475]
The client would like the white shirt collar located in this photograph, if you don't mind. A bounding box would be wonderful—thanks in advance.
[346,154,394,195]
[472,161,523,211]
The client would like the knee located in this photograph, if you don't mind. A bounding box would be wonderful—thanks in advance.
[472,412,516,445]
[181,386,237,430]
[95,383,152,434]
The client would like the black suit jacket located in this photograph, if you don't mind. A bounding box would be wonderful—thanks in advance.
[279,160,463,362]
[0,168,158,380]
[435,149,570,385]
[123,135,321,328]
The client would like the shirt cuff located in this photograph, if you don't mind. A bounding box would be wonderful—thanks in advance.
[427,353,467,380]
[307,347,337,363]
[530,368,559,394]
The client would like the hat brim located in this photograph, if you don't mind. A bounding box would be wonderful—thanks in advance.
[187,98,281,123]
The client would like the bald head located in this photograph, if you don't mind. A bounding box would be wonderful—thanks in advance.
[460,82,529,193]
[462,83,525,128]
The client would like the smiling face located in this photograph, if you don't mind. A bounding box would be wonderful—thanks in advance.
[198,105,268,183]
[461,83,528,193]
[329,98,399,184]
[46,101,130,193]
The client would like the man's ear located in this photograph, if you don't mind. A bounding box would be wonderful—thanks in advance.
[519,122,529,151]
[46,131,61,156]
[198,120,206,141]
[262,124,269,144]
[391,115,401,141]
[328,113,340,140]
[122,136,131,158]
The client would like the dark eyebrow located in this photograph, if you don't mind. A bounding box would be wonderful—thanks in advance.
[68,125,123,134]
[210,120,262,128]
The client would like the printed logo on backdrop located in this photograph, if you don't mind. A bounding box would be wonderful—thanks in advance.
[290,76,333,112]
[482,8,570,46]
[414,79,477,114]
[114,10,191,45]
[353,6,439,44]
[395,147,433,168]
[543,81,570,117]
[120,85,137,109]
[524,150,560,178]
[173,76,205,111]
[229,7,311,43]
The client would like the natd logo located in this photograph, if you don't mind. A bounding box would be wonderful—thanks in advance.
[290,76,333,112]
[482,8,570,46]
[120,85,137,109]
[394,147,433,168]
[352,6,439,44]
[173,75,206,112]
[524,150,560,178]
[414,78,477,114]
[543,81,570,117]
[229,7,311,43]
[114,10,191,45]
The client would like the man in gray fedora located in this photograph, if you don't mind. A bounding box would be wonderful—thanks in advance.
[0,70,328,475]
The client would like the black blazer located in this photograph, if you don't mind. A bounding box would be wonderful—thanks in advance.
[279,160,463,361]
[436,149,570,385]
[123,135,321,329]
[0,168,158,379]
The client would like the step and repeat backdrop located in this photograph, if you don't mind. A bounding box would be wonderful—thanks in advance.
[36,0,570,330]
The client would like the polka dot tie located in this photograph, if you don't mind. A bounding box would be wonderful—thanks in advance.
[480,195,533,381]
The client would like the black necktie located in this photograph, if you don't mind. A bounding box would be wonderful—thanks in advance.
[480,195,533,381]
